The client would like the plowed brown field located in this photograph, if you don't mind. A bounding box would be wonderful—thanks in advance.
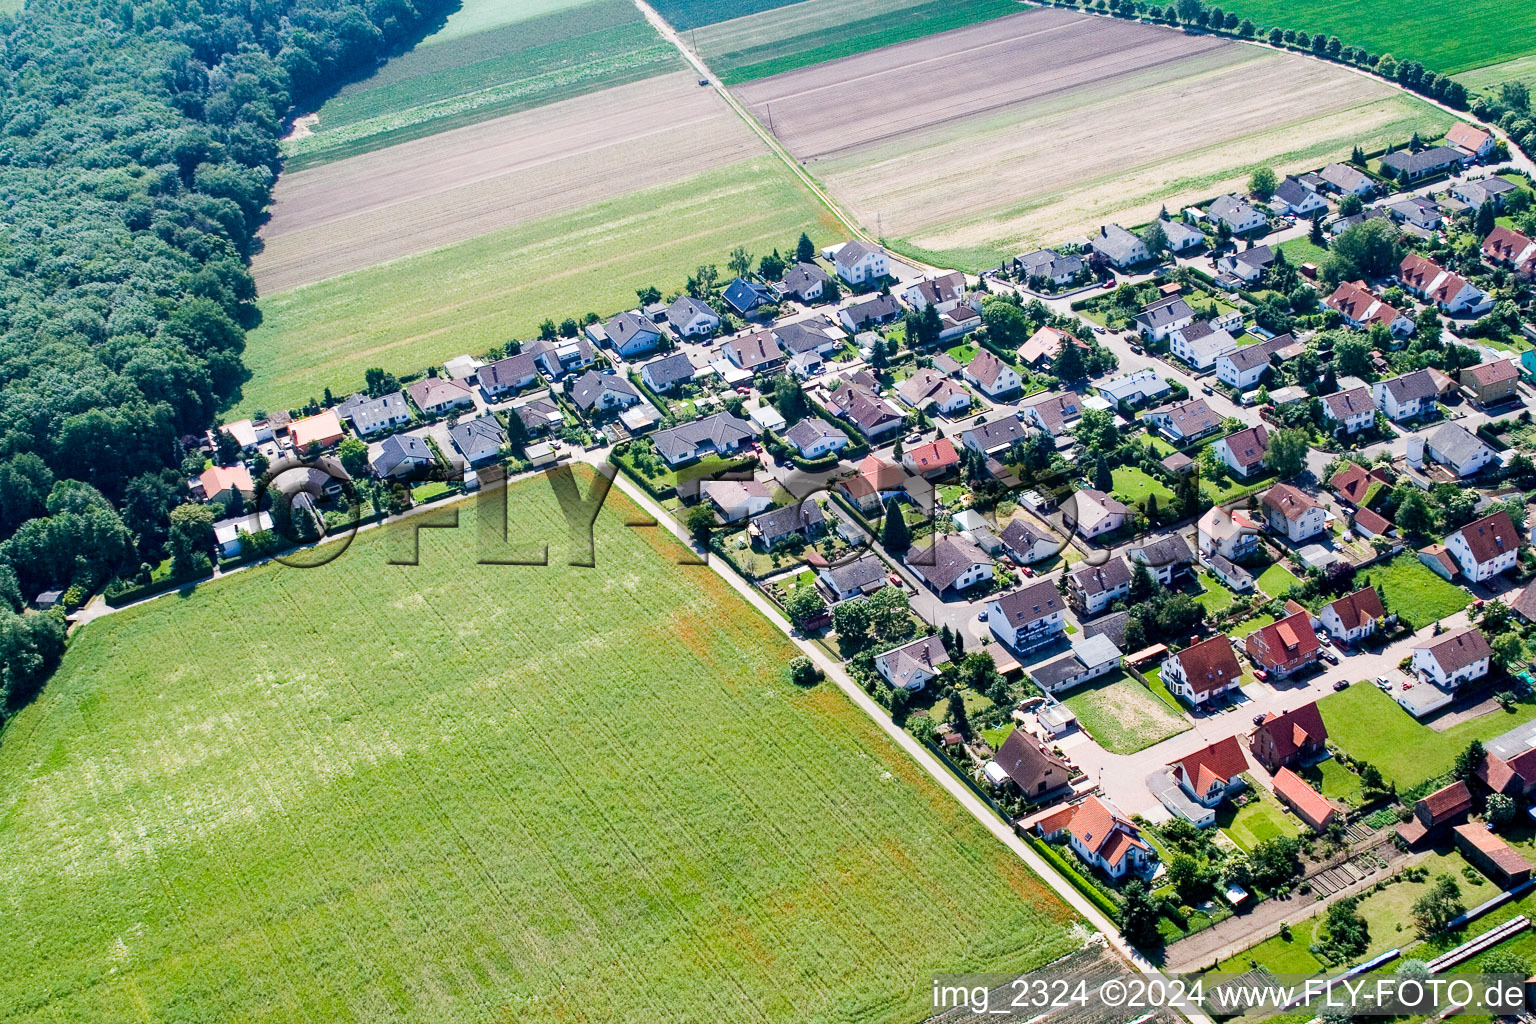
[254,71,767,292]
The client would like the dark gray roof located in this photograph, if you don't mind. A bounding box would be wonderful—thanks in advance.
[641,352,696,389]
[1380,368,1437,404]
[874,634,949,689]
[751,500,826,543]
[1222,334,1290,372]
[779,262,828,297]
[784,418,847,448]
[664,296,717,332]
[961,418,1029,453]
[775,320,833,354]
[991,579,1066,628]
[1231,244,1275,271]
[1430,423,1491,465]
[449,415,505,464]
[1273,177,1314,207]
[1129,533,1194,570]
[842,293,899,325]
[722,277,771,313]
[823,554,887,596]
[910,535,993,592]
[1210,193,1262,224]
[999,518,1053,559]
[1091,224,1145,265]
[649,412,756,463]
[1136,295,1193,329]
[605,311,660,349]
[1082,610,1131,649]
[479,352,538,392]
[1380,146,1461,176]
[372,433,433,477]
[1069,556,1132,597]
[569,370,638,410]
[339,391,409,433]
[1321,162,1372,192]
[1014,248,1084,278]
[1205,551,1254,588]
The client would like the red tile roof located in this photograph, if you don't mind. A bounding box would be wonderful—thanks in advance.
[1171,636,1243,697]
[1483,225,1535,266]
[1328,587,1385,630]
[1453,823,1531,879]
[1453,509,1519,565]
[1254,702,1327,763]
[1353,508,1391,537]
[1169,736,1248,798]
[1446,122,1491,152]
[1067,796,1145,867]
[1263,483,1320,522]
[1418,780,1472,823]
[1463,360,1519,388]
[1247,610,1321,671]
[1273,767,1336,830]
[905,438,959,473]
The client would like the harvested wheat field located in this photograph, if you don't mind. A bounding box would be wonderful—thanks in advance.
[735,7,1452,269]
[255,72,767,293]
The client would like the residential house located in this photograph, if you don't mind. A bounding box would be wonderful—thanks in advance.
[1213,424,1270,478]
[1017,325,1084,368]
[478,354,539,398]
[1198,505,1262,561]
[1146,397,1222,444]
[640,352,697,394]
[993,729,1074,801]
[818,554,888,602]
[987,579,1069,650]
[1330,463,1393,507]
[1325,281,1415,337]
[897,368,970,416]
[1478,745,1536,798]
[1317,586,1386,645]
[820,378,904,441]
[1396,780,1473,846]
[1454,824,1533,887]
[448,415,505,466]
[963,350,1022,399]
[1160,217,1206,253]
[1446,509,1520,581]
[1210,193,1269,234]
[1321,387,1377,435]
[787,350,824,379]
[833,240,888,286]
[1161,636,1244,706]
[649,412,757,467]
[999,518,1059,565]
[1398,254,1491,315]
[1012,248,1085,286]
[1066,557,1132,616]
[1450,176,1518,210]
[372,434,438,485]
[700,479,772,522]
[902,439,960,480]
[1021,392,1083,436]
[838,455,905,513]
[908,534,994,596]
[1133,295,1194,341]
[1065,488,1129,540]
[1262,483,1327,542]
[339,391,410,436]
[514,398,563,436]
[1461,360,1520,406]
[1089,224,1150,268]
[1216,245,1276,285]
[1385,195,1443,231]
[773,319,841,358]
[1274,769,1339,832]
[1271,177,1327,217]
[1482,226,1536,274]
[960,417,1029,457]
[1029,634,1122,693]
[406,377,474,417]
[874,634,950,690]
[212,418,265,451]
[1251,702,1328,773]
[1246,610,1322,679]
[1319,162,1375,195]
[1169,737,1249,812]
[1213,333,1289,390]
[1352,507,1394,540]
[722,277,772,315]
[569,370,639,414]
[783,418,848,459]
[775,262,829,303]
[1379,146,1464,181]
[1046,796,1154,879]
[838,293,901,332]
[596,311,662,357]
[199,463,254,507]
[1373,369,1439,421]
[1446,121,1495,160]
[664,296,719,338]
[212,510,273,558]
[1170,320,1238,370]
[750,500,825,550]
[289,410,345,451]
[1427,422,1498,476]
[723,330,784,373]
[898,271,967,312]
[1126,533,1195,585]
[524,336,594,380]
[1097,368,1171,407]
[1410,627,1492,688]
[1419,543,1460,581]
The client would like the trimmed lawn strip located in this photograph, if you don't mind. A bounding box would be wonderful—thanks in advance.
[1217,789,1301,853]
[1230,613,1276,639]
[1256,563,1302,598]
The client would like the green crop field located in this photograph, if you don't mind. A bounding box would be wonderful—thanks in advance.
[651,0,801,31]
[0,473,1081,1023]
[1212,0,1536,78]
[708,0,1024,84]
[235,157,836,416]
[1456,53,1536,98]
[285,0,680,169]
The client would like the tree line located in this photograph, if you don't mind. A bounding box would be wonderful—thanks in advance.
[0,0,455,723]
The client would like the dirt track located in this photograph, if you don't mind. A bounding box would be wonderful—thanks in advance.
[253,71,767,293]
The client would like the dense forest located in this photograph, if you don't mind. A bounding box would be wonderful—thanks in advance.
[0,0,452,718]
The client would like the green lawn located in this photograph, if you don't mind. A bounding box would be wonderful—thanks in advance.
[1200,467,1276,504]
[1319,683,1536,789]
[233,157,835,416]
[1256,563,1302,598]
[285,0,681,168]
[1213,0,1536,76]
[1298,756,1365,808]
[944,340,981,365]
[1359,553,1471,629]
[0,472,1082,1023]
[1277,236,1330,268]
[1110,466,1176,507]
[1062,671,1189,754]
[1217,789,1302,853]
[1191,572,1236,615]
[1230,613,1276,639]
[1135,434,1178,459]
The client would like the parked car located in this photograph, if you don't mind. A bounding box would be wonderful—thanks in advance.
[1201,385,1214,395]
[1320,650,1338,665]
[1375,675,1393,691]
[1021,566,1034,577]
[906,432,923,444]
[1333,679,1350,691]
[1252,713,1266,726]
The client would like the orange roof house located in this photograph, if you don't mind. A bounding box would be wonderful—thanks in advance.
[1397,780,1472,846]
[1246,610,1321,679]
[1063,795,1154,879]
[1250,702,1328,773]
[1453,824,1532,886]
[289,410,344,451]
[1273,768,1338,832]
[902,438,959,479]
[838,455,906,511]
[199,463,255,505]
[1168,736,1249,807]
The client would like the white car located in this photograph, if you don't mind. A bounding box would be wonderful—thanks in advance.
[906,433,923,444]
